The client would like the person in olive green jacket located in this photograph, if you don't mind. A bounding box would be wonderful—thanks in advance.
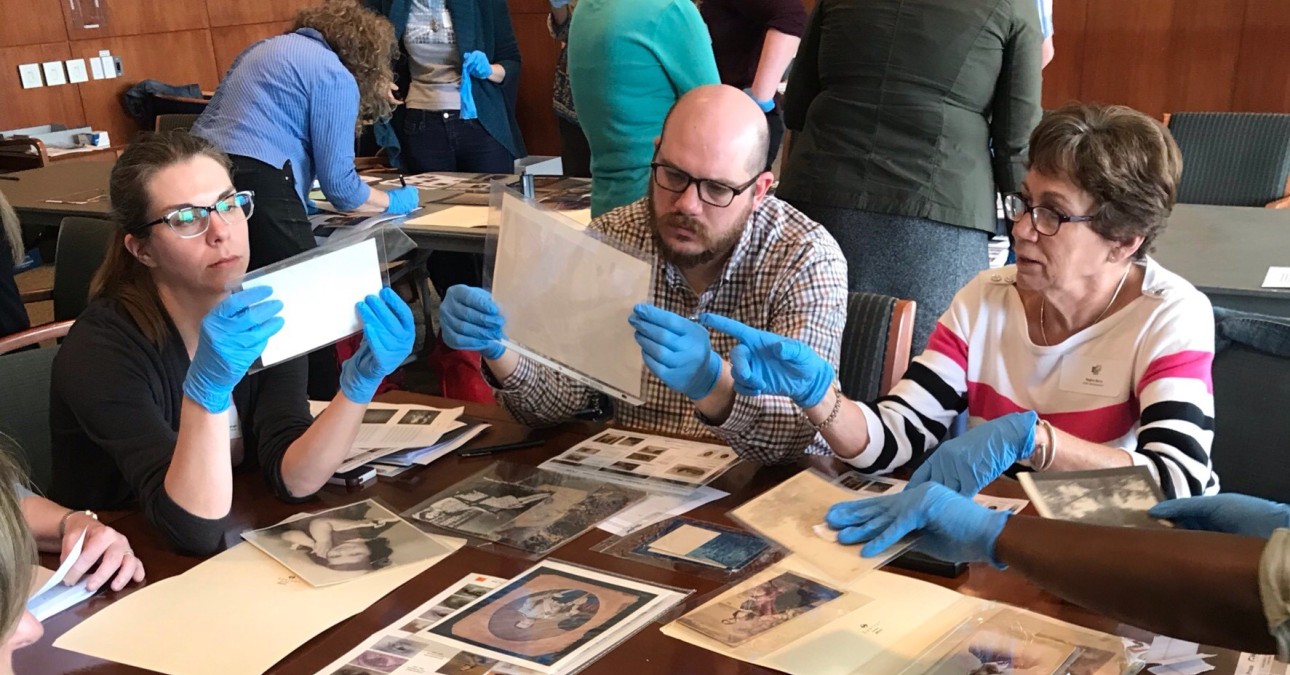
[778,0,1042,351]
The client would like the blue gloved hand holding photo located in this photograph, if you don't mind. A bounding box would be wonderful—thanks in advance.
[384,185,420,215]
[340,287,417,404]
[630,304,721,401]
[826,482,1010,565]
[699,313,833,407]
[184,285,285,413]
[908,410,1039,496]
[439,285,507,360]
[1150,494,1290,539]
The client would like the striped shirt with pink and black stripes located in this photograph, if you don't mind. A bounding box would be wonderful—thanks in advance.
[842,259,1217,498]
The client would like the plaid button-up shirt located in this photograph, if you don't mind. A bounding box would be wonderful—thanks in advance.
[494,195,848,464]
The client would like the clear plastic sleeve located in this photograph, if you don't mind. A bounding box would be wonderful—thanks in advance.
[483,183,656,406]
[232,224,416,373]
[399,461,647,559]
[591,516,784,580]
[423,558,692,675]
[900,606,1147,675]
[668,562,873,662]
[728,468,919,585]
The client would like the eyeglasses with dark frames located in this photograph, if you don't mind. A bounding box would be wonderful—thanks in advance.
[650,162,760,208]
[139,190,256,239]
[1003,192,1095,236]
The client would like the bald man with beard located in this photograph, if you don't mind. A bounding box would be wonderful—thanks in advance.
[438,84,848,465]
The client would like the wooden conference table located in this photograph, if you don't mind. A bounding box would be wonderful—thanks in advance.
[20,392,1168,675]
[0,161,535,256]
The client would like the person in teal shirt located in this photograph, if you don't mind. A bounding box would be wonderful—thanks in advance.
[568,0,719,217]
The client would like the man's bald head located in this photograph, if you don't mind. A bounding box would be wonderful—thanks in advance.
[659,85,770,178]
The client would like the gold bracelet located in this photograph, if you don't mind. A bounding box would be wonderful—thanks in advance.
[810,388,844,432]
[58,509,97,540]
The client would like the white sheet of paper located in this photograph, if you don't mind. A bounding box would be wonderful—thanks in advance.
[89,58,104,79]
[1262,266,1290,288]
[55,536,463,675]
[41,61,66,86]
[243,237,382,367]
[492,192,651,402]
[99,55,116,78]
[648,524,722,557]
[402,205,488,230]
[1235,652,1290,675]
[1143,636,1200,663]
[597,486,728,536]
[1151,661,1216,675]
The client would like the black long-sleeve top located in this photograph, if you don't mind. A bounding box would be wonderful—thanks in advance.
[49,298,314,555]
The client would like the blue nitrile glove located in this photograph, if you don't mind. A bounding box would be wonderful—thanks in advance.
[463,51,493,79]
[384,185,420,215]
[305,198,320,215]
[826,482,1011,566]
[1149,494,1290,539]
[183,286,285,414]
[549,0,571,7]
[630,304,722,400]
[699,313,833,407]
[907,411,1039,496]
[439,285,507,360]
[339,287,417,404]
[743,87,775,113]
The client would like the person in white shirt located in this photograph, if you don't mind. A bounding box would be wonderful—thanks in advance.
[699,102,1217,498]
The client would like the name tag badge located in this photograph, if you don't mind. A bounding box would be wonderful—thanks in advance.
[1059,356,1130,398]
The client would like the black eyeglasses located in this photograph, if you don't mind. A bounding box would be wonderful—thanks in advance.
[650,163,759,208]
[140,191,256,239]
[1003,192,1095,236]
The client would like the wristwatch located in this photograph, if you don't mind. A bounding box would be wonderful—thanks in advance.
[58,509,98,540]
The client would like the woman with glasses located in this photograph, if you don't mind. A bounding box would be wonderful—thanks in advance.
[47,132,416,555]
[698,103,1218,499]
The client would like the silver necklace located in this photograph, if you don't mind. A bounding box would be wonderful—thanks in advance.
[1039,264,1131,346]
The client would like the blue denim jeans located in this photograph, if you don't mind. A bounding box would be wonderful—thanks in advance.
[400,109,514,175]
[1214,307,1290,356]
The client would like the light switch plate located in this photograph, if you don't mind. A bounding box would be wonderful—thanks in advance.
[99,54,117,79]
[18,63,43,89]
[65,58,89,83]
[42,61,67,86]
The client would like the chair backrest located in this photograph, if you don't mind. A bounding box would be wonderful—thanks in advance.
[0,344,58,492]
[53,216,115,322]
[1168,112,1290,207]
[838,292,916,402]
[1211,309,1290,503]
[154,114,201,133]
[0,137,49,173]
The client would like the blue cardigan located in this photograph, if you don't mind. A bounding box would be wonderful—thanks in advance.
[366,0,526,167]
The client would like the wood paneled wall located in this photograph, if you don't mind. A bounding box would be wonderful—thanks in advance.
[2,0,1287,160]
[1043,0,1290,117]
[0,0,316,146]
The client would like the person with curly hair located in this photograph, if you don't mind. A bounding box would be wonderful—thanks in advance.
[193,0,421,274]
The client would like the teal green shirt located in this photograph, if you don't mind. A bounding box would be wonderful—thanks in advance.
[568,0,720,216]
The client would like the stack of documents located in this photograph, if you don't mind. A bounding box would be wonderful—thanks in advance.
[309,402,480,475]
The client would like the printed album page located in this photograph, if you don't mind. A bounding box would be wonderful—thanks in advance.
[661,556,986,675]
